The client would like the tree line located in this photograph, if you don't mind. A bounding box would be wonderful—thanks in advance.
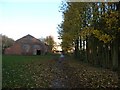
[58,2,120,71]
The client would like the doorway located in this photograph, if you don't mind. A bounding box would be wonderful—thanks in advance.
[36,50,41,55]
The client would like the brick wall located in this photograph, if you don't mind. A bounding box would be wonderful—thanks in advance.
[5,43,22,55]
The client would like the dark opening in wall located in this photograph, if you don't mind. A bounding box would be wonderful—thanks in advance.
[37,50,41,55]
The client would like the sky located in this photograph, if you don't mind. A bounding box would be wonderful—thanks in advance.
[0,0,63,44]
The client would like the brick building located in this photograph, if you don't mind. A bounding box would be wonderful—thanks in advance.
[4,34,49,55]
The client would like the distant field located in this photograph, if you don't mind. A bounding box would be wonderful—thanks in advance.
[2,54,59,88]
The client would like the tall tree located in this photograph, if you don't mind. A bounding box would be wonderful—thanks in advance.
[44,36,55,52]
[58,2,87,56]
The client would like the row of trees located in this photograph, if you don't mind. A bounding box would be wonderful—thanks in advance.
[58,2,120,71]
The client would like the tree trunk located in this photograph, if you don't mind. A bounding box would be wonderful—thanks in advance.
[116,1,120,87]
[118,38,120,87]
[85,37,88,63]
[98,42,103,67]
[112,40,118,71]
[87,37,93,65]
[74,39,79,58]
[79,36,82,51]
[92,38,97,66]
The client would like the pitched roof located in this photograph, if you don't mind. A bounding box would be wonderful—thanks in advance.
[15,34,44,45]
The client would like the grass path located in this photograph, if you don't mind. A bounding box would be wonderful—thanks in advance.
[2,55,118,88]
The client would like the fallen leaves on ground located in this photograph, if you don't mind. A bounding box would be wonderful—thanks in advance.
[3,58,118,88]
[66,60,118,88]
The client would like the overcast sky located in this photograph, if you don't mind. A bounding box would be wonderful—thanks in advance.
[0,0,63,44]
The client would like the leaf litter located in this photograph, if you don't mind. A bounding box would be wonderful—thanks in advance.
[3,58,118,88]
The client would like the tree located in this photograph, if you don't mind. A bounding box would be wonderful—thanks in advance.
[58,2,87,56]
[2,35,14,54]
[44,36,55,52]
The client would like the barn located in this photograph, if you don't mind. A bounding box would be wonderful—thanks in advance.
[4,34,49,55]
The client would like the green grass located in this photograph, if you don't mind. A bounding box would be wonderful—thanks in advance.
[3,54,59,63]
[2,54,59,88]
[2,54,118,88]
